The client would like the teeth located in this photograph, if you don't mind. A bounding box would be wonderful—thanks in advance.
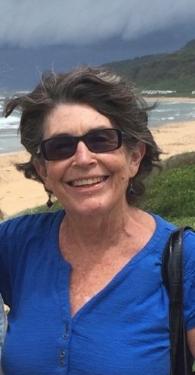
[71,176,105,187]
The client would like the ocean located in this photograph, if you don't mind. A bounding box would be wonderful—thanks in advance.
[0,94,195,154]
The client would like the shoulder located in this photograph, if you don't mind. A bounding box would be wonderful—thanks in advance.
[183,227,195,243]
[0,211,64,305]
[183,228,195,269]
[150,214,176,252]
[155,219,195,265]
[153,214,176,232]
[182,228,195,329]
[0,210,64,240]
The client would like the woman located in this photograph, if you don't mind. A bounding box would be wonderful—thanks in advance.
[0,66,195,375]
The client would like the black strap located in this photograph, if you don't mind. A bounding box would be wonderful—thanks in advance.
[162,227,194,375]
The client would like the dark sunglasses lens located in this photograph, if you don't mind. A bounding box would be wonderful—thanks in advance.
[86,129,121,153]
[41,136,76,160]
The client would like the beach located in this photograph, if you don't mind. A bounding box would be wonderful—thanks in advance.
[0,120,195,217]
[0,151,48,217]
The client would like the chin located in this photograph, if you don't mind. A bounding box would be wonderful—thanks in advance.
[72,205,106,217]
[64,198,113,218]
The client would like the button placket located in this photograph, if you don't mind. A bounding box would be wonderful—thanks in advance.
[59,350,66,367]
[58,320,71,368]
[63,322,69,339]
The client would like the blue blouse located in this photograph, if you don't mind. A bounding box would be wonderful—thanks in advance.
[0,211,195,375]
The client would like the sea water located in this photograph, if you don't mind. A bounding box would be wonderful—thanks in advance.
[149,100,195,126]
[0,94,195,154]
[0,94,24,153]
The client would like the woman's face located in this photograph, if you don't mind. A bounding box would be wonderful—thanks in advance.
[37,103,145,217]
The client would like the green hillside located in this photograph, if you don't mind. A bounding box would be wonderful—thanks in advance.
[104,40,195,96]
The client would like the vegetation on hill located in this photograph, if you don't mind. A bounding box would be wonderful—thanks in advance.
[139,152,195,227]
[104,40,195,96]
[140,164,195,227]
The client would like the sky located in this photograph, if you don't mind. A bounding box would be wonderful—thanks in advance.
[0,0,195,89]
[1,0,195,47]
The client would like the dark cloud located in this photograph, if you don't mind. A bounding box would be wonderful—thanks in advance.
[0,0,195,47]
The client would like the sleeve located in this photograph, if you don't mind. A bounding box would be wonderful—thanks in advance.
[183,229,195,330]
[0,215,34,307]
[0,219,13,306]
[0,212,56,308]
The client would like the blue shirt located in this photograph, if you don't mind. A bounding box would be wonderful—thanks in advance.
[0,211,195,375]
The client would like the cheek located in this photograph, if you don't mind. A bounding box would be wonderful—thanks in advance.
[120,175,129,183]
[43,164,64,192]
[45,160,68,179]
[106,155,131,180]
[47,166,59,180]
[119,173,131,191]
[111,163,131,190]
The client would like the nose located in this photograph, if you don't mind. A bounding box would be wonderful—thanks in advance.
[72,141,96,166]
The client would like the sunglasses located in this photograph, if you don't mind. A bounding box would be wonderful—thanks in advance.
[39,128,124,161]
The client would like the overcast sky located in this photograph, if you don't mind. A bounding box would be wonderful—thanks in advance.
[1,0,195,47]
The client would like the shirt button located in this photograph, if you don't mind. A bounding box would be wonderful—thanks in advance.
[59,351,66,366]
[63,324,69,339]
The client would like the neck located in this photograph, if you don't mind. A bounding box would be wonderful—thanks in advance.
[60,203,148,254]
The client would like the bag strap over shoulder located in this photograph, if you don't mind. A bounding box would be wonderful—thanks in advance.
[162,227,194,375]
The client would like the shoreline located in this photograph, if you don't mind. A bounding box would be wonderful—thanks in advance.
[0,120,195,217]
[144,96,195,103]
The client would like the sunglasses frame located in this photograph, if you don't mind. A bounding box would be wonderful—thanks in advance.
[39,128,124,161]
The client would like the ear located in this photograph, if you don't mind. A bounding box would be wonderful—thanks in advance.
[128,142,146,177]
[33,159,51,191]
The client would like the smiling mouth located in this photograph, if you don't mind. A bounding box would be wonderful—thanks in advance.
[67,176,108,187]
